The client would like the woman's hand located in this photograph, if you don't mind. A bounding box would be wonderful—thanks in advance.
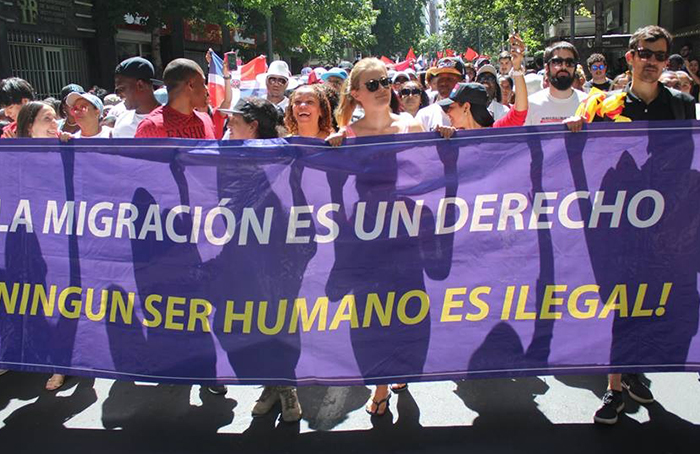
[435,124,456,139]
[510,34,525,70]
[58,131,73,142]
[325,128,346,147]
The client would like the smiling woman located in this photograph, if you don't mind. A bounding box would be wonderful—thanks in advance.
[17,101,59,138]
[284,84,334,139]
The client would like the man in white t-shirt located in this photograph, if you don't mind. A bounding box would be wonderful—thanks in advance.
[112,57,162,138]
[416,57,465,131]
[525,41,589,126]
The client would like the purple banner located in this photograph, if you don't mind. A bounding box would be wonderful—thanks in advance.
[1,121,700,385]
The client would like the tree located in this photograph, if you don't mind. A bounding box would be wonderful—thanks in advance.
[370,0,427,58]
[441,0,576,57]
[282,0,379,62]
[417,33,446,59]
[96,0,252,74]
[97,0,378,69]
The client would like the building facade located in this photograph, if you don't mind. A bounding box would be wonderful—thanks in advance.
[0,2,255,97]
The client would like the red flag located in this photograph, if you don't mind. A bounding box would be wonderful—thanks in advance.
[394,60,412,71]
[406,47,416,62]
[437,51,444,59]
[464,47,479,61]
[380,56,395,65]
[445,49,455,57]
[240,55,267,81]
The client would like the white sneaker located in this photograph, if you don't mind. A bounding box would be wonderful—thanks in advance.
[279,386,302,422]
[0,369,7,377]
[252,386,279,416]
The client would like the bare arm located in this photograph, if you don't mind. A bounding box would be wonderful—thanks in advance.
[510,34,528,112]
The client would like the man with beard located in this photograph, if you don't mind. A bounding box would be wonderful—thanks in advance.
[524,41,588,125]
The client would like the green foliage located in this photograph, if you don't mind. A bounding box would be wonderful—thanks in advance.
[442,0,577,56]
[283,0,379,62]
[417,34,446,58]
[101,0,378,63]
[370,0,427,58]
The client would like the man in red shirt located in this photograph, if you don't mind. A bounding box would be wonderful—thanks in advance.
[135,58,215,139]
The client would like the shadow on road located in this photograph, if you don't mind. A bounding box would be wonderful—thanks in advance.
[0,373,699,454]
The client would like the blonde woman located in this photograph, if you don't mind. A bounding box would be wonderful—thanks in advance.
[327,58,424,416]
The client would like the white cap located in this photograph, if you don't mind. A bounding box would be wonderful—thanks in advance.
[257,60,298,89]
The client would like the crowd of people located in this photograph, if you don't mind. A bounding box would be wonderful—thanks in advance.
[0,24,698,426]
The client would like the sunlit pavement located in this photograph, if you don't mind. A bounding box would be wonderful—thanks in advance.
[1,371,699,453]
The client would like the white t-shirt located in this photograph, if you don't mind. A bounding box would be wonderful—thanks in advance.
[524,89,588,126]
[75,126,113,138]
[104,101,127,122]
[112,110,150,138]
[416,103,451,131]
[489,100,510,121]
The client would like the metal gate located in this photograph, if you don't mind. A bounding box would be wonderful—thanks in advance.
[7,31,90,99]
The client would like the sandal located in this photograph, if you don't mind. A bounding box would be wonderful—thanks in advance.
[365,393,391,416]
[391,383,408,394]
[46,374,65,391]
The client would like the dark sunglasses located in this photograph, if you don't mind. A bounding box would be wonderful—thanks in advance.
[364,77,391,92]
[633,47,669,62]
[590,63,606,71]
[548,57,577,68]
[399,88,422,97]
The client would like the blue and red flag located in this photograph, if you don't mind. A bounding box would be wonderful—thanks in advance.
[207,51,225,108]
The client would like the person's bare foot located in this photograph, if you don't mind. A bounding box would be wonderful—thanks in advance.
[45,374,65,391]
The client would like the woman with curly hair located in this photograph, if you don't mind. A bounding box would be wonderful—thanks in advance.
[284,84,334,139]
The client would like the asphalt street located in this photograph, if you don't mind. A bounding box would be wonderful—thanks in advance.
[1,370,700,453]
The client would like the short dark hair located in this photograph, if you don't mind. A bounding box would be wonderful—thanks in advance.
[162,58,203,91]
[0,77,35,108]
[669,54,684,65]
[629,25,672,51]
[238,97,280,139]
[544,41,579,64]
[586,53,606,67]
[498,51,511,61]
[17,101,53,137]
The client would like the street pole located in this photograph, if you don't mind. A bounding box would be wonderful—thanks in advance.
[570,2,576,44]
[266,15,273,61]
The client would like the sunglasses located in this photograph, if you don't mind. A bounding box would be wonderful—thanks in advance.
[267,76,288,85]
[590,63,606,71]
[399,88,421,97]
[633,47,669,62]
[364,77,391,92]
[548,57,577,68]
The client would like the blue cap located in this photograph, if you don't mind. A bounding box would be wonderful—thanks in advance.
[321,67,348,82]
[65,92,104,116]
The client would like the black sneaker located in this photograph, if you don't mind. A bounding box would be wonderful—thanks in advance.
[621,374,654,404]
[594,390,625,425]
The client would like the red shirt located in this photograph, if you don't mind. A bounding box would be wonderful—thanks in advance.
[134,105,216,139]
[494,108,527,128]
[1,121,17,138]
